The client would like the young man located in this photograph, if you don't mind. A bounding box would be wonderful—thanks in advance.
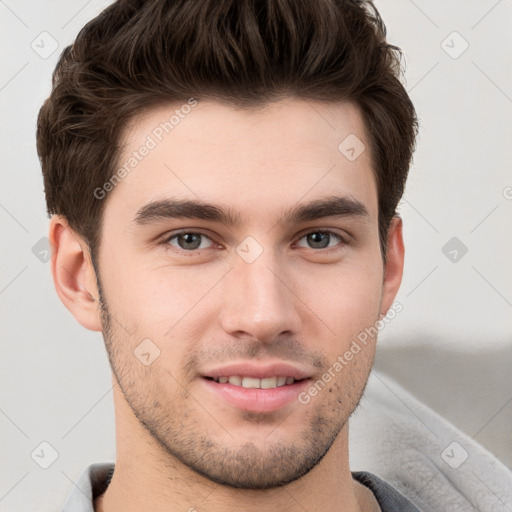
[37,1,420,510]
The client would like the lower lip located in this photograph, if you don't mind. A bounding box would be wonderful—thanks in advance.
[200,378,311,413]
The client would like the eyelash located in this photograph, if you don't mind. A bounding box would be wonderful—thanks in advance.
[160,229,348,255]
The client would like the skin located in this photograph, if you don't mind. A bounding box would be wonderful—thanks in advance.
[50,98,404,512]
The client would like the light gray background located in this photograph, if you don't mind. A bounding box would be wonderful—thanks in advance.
[1,0,511,510]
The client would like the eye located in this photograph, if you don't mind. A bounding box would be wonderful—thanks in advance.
[164,232,214,251]
[296,230,345,250]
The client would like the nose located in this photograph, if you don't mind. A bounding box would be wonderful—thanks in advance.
[219,248,302,343]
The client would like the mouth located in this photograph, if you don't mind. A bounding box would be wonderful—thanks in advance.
[199,362,312,413]
[203,375,304,388]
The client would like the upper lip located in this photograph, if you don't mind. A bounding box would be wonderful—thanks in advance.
[201,361,312,380]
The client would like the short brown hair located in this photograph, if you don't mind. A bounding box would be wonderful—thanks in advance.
[37,0,418,264]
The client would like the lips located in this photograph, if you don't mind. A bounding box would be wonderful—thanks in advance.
[199,361,313,412]
[201,361,311,381]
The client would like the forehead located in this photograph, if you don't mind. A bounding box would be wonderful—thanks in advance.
[106,98,377,226]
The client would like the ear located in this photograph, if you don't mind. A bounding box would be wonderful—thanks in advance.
[380,215,405,317]
[48,215,103,331]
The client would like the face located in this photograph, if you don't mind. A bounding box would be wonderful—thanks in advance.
[92,98,399,489]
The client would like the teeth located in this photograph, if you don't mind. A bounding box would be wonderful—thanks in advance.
[216,376,296,388]
[260,377,277,389]
[228,376,242,386]
[242,377,260,388]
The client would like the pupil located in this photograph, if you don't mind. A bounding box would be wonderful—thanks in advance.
[308,232,329,248]
[180,233,201,250]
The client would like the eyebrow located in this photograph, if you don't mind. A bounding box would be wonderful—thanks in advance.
[133,195,369,227]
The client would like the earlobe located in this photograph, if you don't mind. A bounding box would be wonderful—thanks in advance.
[49,215,103,332]
[380,216,405,317]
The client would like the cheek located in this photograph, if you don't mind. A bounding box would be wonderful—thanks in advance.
[300,261,382,337]
[104,260,224,340]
